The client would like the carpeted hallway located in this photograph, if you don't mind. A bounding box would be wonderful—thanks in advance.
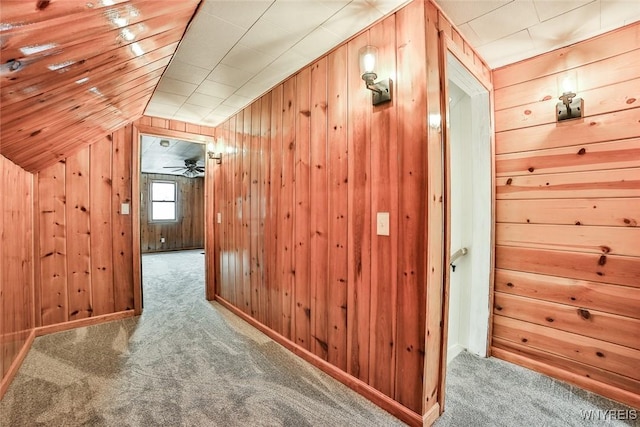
[1,250,637,426]
[0,250,404,426]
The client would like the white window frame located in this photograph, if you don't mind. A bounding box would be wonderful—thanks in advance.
[149,179,178,223]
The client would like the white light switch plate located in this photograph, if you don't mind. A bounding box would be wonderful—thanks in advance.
[377,212,390,236]
[217,212,222,224]
[121,203,130,215]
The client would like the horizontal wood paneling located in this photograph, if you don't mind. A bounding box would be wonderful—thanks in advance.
[492,21,640,408]
[0,155,34,398]
[495,138,640,176]
[496,168,640,200]
[494,269,640,320]
[494,292,640,350]
[139,173,204,253]
[496,198,640,227]
[493,315,640,381]
[496,223,640,256]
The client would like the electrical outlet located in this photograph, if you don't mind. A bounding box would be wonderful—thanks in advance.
[160,237,165,243]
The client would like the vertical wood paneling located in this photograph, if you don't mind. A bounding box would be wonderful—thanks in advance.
[1,156,4,378]
[65,148,92,320]
[368,14,399,399]
[242,106,252,314]
[294,67,312,350]
[327,45,349,372]
[269,86,284,335]
[425,0,445,412]
[39,161,67,326]
[90,138,114,316]
[250,100,261,319]
[394,0,428,413]
[234,112,245,311]
[281,77,297,340]
[346,30,372,383]
[310,58,329,360]
[221,120,232,304]
[492,21,640,409]
[0,155,34,388]
[260,93,271,328]
[204,0,493,420]
[112,126,134,311]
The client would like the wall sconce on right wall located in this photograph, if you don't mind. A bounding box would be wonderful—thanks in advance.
[556,73,583,121]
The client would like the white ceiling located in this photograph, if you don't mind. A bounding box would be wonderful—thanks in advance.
[144,0,640,127]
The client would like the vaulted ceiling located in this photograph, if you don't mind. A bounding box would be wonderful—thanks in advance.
[0,0,200,172]
[1,0,638,173]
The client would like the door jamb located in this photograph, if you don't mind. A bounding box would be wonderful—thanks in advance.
[436,31,496,414]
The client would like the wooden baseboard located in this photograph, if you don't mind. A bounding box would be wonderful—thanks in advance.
[36,310,136,337]
[423,402,440,426]
[214,296,423,427]
[492,347,640,410]
[0,329,35,400]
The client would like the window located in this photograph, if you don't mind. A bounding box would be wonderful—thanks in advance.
[150,180,177,222]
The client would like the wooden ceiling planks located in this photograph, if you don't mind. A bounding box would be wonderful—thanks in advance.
[0,0,200,172]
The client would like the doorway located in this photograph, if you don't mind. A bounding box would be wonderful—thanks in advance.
[131,126,215,314]
[444,52,492,364]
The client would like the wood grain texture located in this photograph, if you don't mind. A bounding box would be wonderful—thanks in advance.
[65,148,92,320]
[90,138,115,316]
[394,0,428,413]
[493,21,640,407]
[346,30,372,384]
[368,14,399,400]
[294,67,312,350]
[327,45,349,373]
[494,269,640,320]
[0,0,200,173]
[496,198,640,227]
[38,161,68,326]
[0,156,34,387]
[309,58,329,360]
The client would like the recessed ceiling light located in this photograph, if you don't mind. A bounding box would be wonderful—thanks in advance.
[160,140,170,147]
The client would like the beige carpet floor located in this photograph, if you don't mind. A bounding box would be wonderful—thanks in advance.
[0,250,405,426]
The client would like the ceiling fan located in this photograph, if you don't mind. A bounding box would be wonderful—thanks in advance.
[163,159,205,178]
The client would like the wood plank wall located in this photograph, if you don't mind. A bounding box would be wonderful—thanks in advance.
[0,155,34,397]
[491,23,640,408]
[140,173,204,253]
[209,1,491,417]
[35,127,134,327]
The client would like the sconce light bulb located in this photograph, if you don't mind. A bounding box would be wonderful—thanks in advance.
[207,142,215,152]
[363,53,376,73]
[561,76,576,94]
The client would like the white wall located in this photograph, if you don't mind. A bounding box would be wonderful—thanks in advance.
[446,53,492,364]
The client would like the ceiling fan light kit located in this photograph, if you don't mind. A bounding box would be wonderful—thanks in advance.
[163,159,205,178]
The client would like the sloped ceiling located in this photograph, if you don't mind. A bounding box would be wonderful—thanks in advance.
[145,0,640,128]
[0,0,200,172]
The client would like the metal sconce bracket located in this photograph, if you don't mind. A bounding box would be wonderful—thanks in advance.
[556,92,583,121]
[367,78,392,105]
[208,152,222,164]
[362,72,392,106]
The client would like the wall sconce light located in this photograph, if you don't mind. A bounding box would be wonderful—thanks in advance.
[359,45,392,105]
[556,74,583,121]
[207,142,222,164]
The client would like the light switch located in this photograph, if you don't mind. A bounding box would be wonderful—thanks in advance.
[217,212,222,224]
[377,212,390,236]
[121,203,130,215]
